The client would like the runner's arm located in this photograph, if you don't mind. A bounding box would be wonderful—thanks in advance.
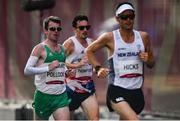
[24,56,49,75]
[24,44,49,75]
[86,33,109,68]
[86,33,111,77]
[63,39,87,69]
[140,31,155,68]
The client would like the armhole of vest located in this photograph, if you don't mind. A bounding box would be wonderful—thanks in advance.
[135,30,144,46]
[135,31,145,53]
[109,30,117,59]
[43,44,49,51]
[70,38,77,54]
[135,30,141,40]
[42,44,48,63]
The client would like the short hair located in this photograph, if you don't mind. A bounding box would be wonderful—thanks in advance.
[72,15,89,28]
[43,16,61,30]
[116,2,134,11]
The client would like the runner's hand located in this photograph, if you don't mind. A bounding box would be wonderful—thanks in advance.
[76,56,89,68]
[139,51,148,62]
[97,68,109,78]
[66,69,76,78]
[48,60,59,71]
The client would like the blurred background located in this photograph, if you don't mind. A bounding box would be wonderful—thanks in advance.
[0,0,180,120]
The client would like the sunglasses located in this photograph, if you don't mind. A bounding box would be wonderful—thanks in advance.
[118,14,135,20]
[77,25,91,30]
[48,27,62,31]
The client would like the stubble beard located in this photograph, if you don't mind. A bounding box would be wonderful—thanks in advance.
[82,33,88,39]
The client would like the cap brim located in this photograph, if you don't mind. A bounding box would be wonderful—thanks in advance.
[116,4,134,16]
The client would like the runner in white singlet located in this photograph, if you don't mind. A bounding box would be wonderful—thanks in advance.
[63,15,99,120]
[86,2,155,120]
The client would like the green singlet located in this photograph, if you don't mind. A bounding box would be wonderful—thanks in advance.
[32,44,70,119]
[44,44,66,63]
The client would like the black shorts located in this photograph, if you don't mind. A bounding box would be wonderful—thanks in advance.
[66,85,95,111]
[106,84,145,114]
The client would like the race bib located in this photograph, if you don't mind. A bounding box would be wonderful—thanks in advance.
[45,62,66,83]
[75,64,93,78]
[116,60,143,77]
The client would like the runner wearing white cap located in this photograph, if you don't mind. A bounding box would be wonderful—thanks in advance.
[86,2,155,120]
[115,2,134,16]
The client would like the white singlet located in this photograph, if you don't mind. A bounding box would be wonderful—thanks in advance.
[66,36,93,79]
[108,29,145,89]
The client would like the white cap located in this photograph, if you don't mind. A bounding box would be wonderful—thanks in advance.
[116,4,134,16]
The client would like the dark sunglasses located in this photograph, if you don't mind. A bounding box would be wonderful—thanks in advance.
[48,27,62,31]
[77,25,91,30]
[119,14,135,20]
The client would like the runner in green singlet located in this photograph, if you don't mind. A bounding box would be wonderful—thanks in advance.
[24,16,70,120]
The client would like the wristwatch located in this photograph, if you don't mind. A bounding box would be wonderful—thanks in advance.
[95,65,102,74]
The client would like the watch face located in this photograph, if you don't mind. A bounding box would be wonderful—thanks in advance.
[95,65,102,74]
